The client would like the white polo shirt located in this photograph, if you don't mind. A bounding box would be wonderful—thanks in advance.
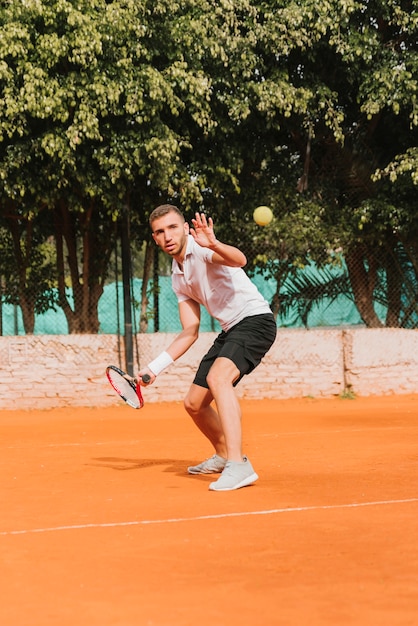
[171,235,272,332]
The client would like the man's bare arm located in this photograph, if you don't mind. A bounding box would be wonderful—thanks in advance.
[190,212,247,268]
[137,299,200,383]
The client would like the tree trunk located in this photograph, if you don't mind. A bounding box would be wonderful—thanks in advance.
[54,201,113,333]
[139,240,154,332]
[345,247,383,328]
[7,213,36,334]
[385,247,401,327]
[17,293,35,334]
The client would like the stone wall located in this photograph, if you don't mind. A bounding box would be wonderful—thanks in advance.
[1,328,418,410]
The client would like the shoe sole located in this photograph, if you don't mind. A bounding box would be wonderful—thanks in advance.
[187,463,226,475]
[187,466,225,475]
[208,472,259,491]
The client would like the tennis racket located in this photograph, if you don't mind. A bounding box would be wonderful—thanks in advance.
[106,365,151,409]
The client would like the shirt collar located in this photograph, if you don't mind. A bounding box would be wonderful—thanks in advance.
[172,235,194,273]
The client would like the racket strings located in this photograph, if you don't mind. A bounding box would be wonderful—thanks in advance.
[108,370,140,409]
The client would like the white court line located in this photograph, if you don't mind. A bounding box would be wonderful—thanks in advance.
[1,497,418,537]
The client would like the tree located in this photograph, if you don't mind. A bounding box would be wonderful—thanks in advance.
[0,0,267,331]
[206,0,418,328]
[1,0,417,333]
[270,0,418,327]
[0,209,58,334]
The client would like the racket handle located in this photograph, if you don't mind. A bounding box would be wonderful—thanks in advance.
[141,374,151,384]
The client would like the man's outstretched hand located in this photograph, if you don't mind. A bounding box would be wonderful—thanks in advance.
[190,212,218,249]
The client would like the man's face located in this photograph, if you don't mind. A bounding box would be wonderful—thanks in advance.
[151,211,189,259]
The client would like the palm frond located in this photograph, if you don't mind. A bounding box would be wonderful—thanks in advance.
[279,265,352,327]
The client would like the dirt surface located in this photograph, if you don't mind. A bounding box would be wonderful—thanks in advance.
[1,395,418,625]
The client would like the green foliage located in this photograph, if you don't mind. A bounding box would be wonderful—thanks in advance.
[0,0,417,331]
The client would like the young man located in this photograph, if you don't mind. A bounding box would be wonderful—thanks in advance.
[137,204,276,491]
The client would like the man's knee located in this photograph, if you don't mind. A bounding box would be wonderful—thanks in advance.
[183,393,197,416]
[206,358,240,391]
[184,385,211,416]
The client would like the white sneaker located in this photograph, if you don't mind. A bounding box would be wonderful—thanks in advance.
[209,457,258,491]
[187,454,227,475]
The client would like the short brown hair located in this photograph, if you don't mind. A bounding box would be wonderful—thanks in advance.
[149,204,184,226]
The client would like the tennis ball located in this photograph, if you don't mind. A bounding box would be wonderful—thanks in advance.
[253,205,273,226]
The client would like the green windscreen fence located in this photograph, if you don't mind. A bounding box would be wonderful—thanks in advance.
[1,270,369,336]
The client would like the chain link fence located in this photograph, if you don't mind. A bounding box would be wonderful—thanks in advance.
[1,233,417,336]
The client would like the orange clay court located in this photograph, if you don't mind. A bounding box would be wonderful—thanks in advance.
[1,395,418,626]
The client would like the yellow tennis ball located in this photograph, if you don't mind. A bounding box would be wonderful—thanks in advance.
[253,205,273,226]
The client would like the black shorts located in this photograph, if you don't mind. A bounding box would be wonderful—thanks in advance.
[193,313,277,389]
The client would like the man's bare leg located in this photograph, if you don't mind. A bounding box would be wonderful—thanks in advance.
[206,357,243,462]
[184,384,227,458]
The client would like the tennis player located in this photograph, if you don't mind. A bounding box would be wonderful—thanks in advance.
[137,205,277,491]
